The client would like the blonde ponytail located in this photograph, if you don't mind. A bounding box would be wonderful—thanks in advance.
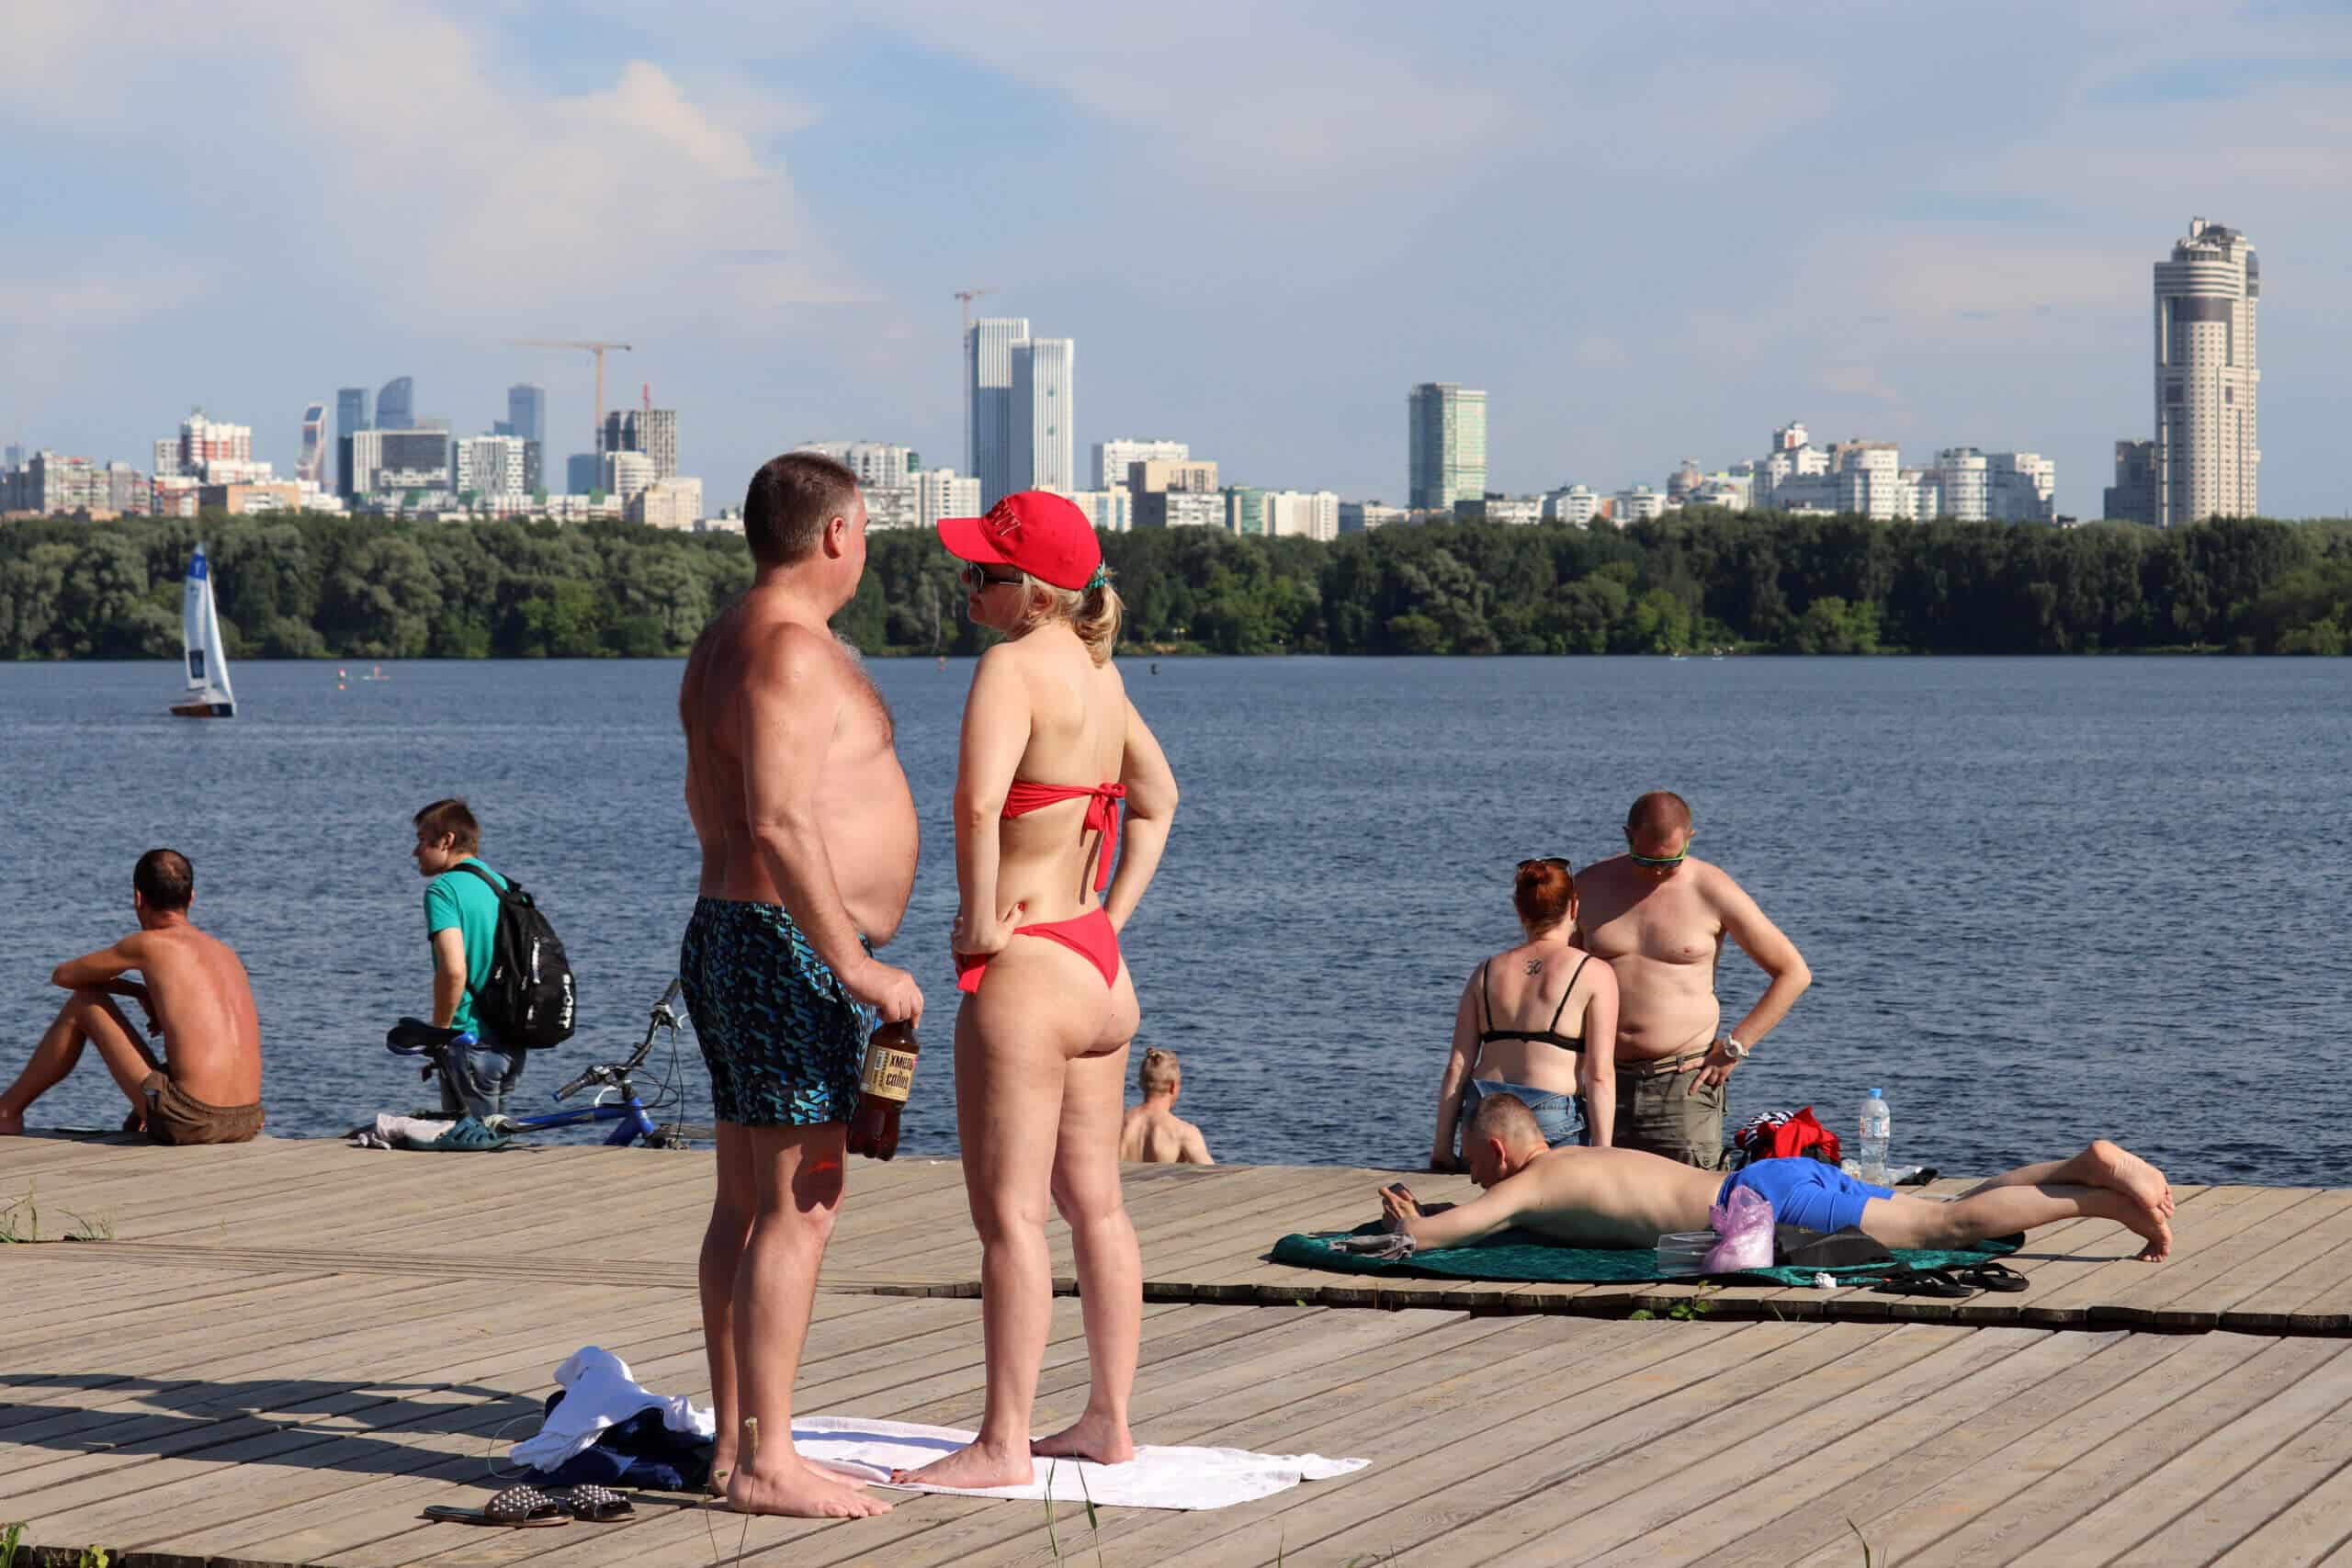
[1016,567,1125,665]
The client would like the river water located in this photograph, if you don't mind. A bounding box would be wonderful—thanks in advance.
[3,655,2345,1185]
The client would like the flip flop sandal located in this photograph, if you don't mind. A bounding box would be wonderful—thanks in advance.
[1953,1260,2030,1292]
[1870,1269,1973,1299]
[428,1116,512,1152]
[424,1483,569,1528]
[560,1484,636,1522]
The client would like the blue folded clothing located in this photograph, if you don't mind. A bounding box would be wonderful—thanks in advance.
[523,1395,714,1494]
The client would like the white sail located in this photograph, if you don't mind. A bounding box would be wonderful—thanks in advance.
[180,544,234,709]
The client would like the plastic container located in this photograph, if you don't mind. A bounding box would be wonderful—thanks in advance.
[1655,1230,1718,1276]
[1859,1088,1892,1185]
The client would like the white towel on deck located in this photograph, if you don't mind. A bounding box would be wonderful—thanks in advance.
[508,1347,718,1471]
[790,1416,1369,1511]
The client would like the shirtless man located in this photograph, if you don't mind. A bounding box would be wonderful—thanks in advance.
[1120,1048,1214,1165]
[1382,1092,2175,1261]
[0,850,263,1144]
[676,451,923,1520]
[1576,791,1810,1168]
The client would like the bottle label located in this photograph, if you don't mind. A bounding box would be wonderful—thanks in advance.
[859,1043,918,1103]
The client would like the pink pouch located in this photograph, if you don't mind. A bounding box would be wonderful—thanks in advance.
[1701,1181,1775,1273]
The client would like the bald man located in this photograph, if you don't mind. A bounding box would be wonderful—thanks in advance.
[1574,791,1809,1169]
[1382,1092,2173,1262]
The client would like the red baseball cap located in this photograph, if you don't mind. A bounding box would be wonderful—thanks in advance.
[938,491,1102,592]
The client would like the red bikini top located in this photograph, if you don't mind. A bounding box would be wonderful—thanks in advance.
[1001,780,1127,892]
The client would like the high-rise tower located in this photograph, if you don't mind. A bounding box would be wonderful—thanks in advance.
[1013,337,1075,494]
[377,376,415,431]
[298,404,328,486]
[967,317,1030,507]
[2154,217,2258,525]
[1408,382,1487,512]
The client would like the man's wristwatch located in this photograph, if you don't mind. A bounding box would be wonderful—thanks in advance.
[1722,1036,1750,1061]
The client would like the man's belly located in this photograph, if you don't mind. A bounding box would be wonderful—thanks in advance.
[1608,966,1722,1061]
[697,768,918,942]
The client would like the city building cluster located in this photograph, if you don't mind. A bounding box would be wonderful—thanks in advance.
[3,373,711,530]
[0,218,2261,535]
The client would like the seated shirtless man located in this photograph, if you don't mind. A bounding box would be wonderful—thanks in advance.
[1119,1048,1214,1165]
[1379,1092,2175,1261]
[0,850,264,1144]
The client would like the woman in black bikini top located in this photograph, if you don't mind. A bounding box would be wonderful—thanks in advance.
[1428,858,1619,1172]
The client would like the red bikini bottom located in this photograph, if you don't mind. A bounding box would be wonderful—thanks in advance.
[956,906,1122,995]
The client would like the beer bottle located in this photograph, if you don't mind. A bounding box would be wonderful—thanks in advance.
[847,1019,920,1160]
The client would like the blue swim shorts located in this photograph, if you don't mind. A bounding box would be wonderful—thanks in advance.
[1719,1158,1894,1234]
[678,897,875,1128]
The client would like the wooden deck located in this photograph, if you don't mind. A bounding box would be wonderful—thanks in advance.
[6,1135,2352,1566]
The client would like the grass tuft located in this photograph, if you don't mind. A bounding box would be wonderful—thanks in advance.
[4,1519,24,1568]
[0,1189,37,1243]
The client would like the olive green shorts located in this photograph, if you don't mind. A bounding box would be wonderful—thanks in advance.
[1611,1050,1727,1170]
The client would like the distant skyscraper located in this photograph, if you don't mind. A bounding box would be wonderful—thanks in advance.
[335,388,371,491]
[377,377,415,430]
[499,384,547,449]
[566,453,601,496]
[797,442,918,488]
[1013,337,1075,494]
[298,404,328,486]
[1408,383,1487,512]
[1093,439,1187,491]
[2154,217,2259,525]
[2105,439,2156,525]
[967,316,1029,506]
[601,409,679,479]
[2,443,21,469]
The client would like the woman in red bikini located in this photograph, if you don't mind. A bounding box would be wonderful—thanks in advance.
[898,490,1179,1490]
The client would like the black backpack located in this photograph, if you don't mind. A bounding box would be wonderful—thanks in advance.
[447,862,576,1047]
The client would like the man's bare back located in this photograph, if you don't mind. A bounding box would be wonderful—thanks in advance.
[680,594,917,941]
[122,923,263,1106]
[1120,1103,1213,1165]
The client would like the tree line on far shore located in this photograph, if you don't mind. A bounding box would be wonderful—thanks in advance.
[1,510,2347,660]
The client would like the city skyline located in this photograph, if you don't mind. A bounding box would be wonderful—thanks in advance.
[4,4,2350,517]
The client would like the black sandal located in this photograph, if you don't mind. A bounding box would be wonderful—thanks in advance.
[424,1483,570,1528]
[1870,1268,1974,1299]
[560,1483,635,1522]
[1952,1260,2029,1292]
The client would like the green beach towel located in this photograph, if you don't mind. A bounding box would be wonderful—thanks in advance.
[1271,1222,2020,1287]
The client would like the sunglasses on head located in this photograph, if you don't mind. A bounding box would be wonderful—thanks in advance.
[960,561,1023,591]
[1517,856,1570,873]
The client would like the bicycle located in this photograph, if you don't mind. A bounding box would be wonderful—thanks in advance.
[384,978,695,1148]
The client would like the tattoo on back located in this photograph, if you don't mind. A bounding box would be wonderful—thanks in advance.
[1523,959,1544,976]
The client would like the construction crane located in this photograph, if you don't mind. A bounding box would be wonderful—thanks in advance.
[953,289,998,472]
[507,339,633,451]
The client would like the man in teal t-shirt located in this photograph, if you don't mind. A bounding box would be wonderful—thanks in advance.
[411,798,525,1119]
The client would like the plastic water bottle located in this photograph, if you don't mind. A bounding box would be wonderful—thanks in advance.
[1858,1089,1892,1184]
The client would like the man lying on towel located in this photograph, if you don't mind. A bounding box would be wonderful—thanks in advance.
[1380,1093,2174,1262]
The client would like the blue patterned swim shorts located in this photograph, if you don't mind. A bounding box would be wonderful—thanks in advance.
[678,897,875,1128]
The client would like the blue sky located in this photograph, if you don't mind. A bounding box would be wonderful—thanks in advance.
[5,0,2349,517]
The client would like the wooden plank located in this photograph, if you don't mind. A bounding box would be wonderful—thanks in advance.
[1311,1325,2041,1568]
[2222,1204,2352,1331]
[2018,1183,2295,1323]
[2110,1390,2352,1566]
[958,1321,1837,1568]
[2021,1337,2352,1567]
[1818,1331,2293,1567]
[2204,1442,2352,1568]
[2087,1188,2350,1329]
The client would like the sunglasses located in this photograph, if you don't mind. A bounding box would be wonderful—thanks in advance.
[1628,848,1689,868]
[1517,856,1571,872]
[960,562,1023,592]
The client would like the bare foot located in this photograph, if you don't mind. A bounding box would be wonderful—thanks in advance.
[1033,1411,1135,1465]
[2131,1212,2174,1262]
[0,1107,23,1137]
[891,1439,1037,1491]
[2084,1139,2174,1217]
[727,1457,890,1518]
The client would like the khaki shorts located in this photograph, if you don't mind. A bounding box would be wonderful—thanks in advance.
[140,1071,264,1146]
[1611,1050,1726,1170]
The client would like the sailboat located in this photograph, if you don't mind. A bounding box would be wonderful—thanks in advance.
[170,543,236,719]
